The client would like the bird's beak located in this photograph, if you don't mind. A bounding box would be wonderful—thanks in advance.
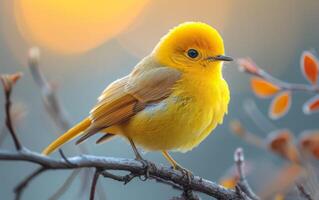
[207,55,233,62]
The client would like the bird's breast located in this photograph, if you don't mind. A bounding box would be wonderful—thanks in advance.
[120,76,230,152]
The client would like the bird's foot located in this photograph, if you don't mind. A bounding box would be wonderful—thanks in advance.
[135,156,152,180]
[174,165,194,184]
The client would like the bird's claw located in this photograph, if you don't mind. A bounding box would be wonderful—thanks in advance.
[135,157,151,180]
[174,165,194,184]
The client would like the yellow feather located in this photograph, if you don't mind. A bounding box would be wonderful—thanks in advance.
[42,118,91,155]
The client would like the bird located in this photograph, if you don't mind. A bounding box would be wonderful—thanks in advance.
[42,22,232,173]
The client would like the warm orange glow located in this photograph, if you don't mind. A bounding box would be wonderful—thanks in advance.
[14,0,149,54]
[250,77,280,98]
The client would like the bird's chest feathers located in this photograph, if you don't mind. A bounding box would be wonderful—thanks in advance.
[172,77,226,125]
[123,74,229,151]
[141,76,227,134]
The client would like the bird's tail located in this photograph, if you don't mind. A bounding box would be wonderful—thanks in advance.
[42,118,91,155]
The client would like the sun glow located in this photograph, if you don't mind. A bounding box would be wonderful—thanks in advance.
[14,0,149,54]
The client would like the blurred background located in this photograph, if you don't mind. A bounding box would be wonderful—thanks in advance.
[0,0,319,199]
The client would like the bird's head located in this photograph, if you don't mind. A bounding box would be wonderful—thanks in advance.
[153,22,232,76]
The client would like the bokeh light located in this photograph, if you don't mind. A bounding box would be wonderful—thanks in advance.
[14,0,149,54]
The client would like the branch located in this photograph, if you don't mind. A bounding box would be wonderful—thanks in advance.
[0,149,248,200]
[237,58,319,94]
[28,47,71,132]
[296,183,313,200]
[14,167,46,200]
[234,148,260,200]
[27,47,99,198]
[90,168,101,200]
[0,73,23,150]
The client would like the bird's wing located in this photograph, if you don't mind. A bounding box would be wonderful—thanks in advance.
[76,63,181,144]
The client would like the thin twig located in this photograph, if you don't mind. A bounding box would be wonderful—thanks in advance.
[28,47,103,198]
[234,148,260,200]
[14,167,46,200]
[100,170,136,184]
[0,149,249,200]
[28,47,71,132]
[90,168,101,200]
[237,58,319,94]
[152,176,184,190]
[58,149,76,168]
[296,183,313,200]
[0,73,23,150]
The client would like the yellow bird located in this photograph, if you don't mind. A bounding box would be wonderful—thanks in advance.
[42,22,232,172]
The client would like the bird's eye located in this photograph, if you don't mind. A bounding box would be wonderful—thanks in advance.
[187,49,199,59]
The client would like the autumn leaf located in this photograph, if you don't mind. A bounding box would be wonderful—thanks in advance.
[301,51,319,85]
[219,177,238,189]
[269,91,291,119]
[299,130,319,159]
[250,77,280,98]
[303,95,319,114]
[267,129,299,163]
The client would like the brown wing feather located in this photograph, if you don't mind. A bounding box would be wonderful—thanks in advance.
[76,57,181,144]
[126,67,181,102]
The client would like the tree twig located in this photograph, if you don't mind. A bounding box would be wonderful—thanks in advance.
[237,58,319,94]
[28,47,71,132]
[14,167,46,200]
[90,168,101,200]
[0,149,250,200]
[28,47,103,198]
[296,183,313,200]
[234,148,260,200]
[0,73,23,150]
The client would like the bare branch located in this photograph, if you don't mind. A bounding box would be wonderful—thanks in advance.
[296,183,313,200]
[27,47,102,198]
[28,47,71,132]
[14,167,46,200]
[0,149,248,200]
[234,148,260,200]
[90,168,101,200]
[0,73,23,150]
[237,58,319,94]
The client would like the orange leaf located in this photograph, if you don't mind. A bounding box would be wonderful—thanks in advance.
[219,177,238,189]
[301,51,319,85]
[299,130,319,159]
[269,91,291,119]
[303,95,319,114]
[267,129,299,162]
[250,77,280,98]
